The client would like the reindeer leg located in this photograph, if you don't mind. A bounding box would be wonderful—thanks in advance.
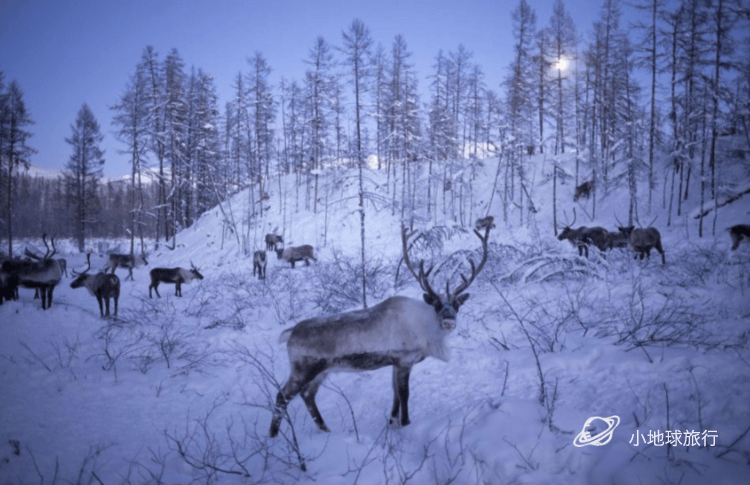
[97,295,104,318]
[390,366,401,426]
[300,374,330,432]
[392,365,412,427]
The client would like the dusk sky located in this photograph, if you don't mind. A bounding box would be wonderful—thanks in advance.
[1,0,618,178]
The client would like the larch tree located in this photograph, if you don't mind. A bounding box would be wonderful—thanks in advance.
[64,103,105,252]
[112,67,149,257]
[341,18,373,309]
[1,80,35,258]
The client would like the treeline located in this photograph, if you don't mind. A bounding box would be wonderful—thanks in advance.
[9,171,161,240]
[2,0,749,257]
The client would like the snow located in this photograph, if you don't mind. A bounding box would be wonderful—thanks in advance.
[2,153,750,484]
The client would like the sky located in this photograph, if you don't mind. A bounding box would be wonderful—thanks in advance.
[0,0,613,178]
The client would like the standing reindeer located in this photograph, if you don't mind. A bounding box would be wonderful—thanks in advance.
[625,226,666,264]
[557,210,609,258]
[106,252,148,281]
[148,263,204,298]
[70,253,120,318]
[275,245,317,268]
[574,180,594,201]
[4,235,63,309]
[253,250,267,279]
[728,224,750,250]
[269,224,491,438]
[265,234,284,251]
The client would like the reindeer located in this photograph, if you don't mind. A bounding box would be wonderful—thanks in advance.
[728,224,750,250]
[105,252,148,281]
[557,210,609,258]
[70,253,120,318]
[265,234,284,251]
[5,234,62,309]
[275,245,317,268]
[148,263,204,298]
[620,225,665,264]
[574,180,594,202]
[269,224,491,438]
[253,250,267,279]
[475,216,496,232]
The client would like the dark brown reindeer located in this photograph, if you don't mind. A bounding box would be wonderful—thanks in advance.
[105,252,148,281]
[618,220,665,264]
[269,224,491,438]
[265,233,284,251]
[475,215,496,232]
[70,253,120,318]
[557,210,609,258]
[5,235,63,309]
[574,180,594,202]
[148,263,204,298]
[253,250,267,279]
[728,224,750,250]
[275,245,317,268]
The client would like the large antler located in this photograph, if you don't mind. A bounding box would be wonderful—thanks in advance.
[72,253,92,277]
[451,225,491,298]
[41,234,57,260]
[401,224,440,301]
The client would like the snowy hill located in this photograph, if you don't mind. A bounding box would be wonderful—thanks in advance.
[2,153,750,484]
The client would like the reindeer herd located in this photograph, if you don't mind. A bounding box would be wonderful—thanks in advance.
[0,216,748,439]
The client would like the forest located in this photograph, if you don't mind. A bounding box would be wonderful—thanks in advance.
[1,0,749,253]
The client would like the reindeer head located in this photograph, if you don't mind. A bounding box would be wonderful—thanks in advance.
[401,224,491,331]
[189,261,204,280]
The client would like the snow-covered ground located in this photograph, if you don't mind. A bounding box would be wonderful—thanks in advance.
[2,153,750,484]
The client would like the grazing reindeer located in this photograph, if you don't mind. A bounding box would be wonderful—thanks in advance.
[621,225,666,264]
[148,263,204,298]
[6,234,62,309]
[475,216,496,232]
[275,245,317,268]
[70,253,120,318]
[269,224,491,438]
[0,263,19,305]
[574,180,594,202]
[557,210,608,258]
[253,250,267,279]
[265,233,284,251]
[728,224,750,250]
[106,252,148,281]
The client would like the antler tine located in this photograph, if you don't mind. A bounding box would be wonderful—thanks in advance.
[401,224,439,298]
[571,207,577,227]
[400,224,420,281]
[49,235,57,259]
[42,233,51,259]
[452,225,491,298]
[72,252,91,277]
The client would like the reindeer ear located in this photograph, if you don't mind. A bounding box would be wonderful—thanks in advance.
[455,293,470,308]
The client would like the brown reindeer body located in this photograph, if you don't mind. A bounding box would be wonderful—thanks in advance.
[276,245,317,268]
[625,227,666,264]
[70,272,120,318]
[2,235,61,309]
[148,266,204,298]
[558,226,609,258]
[729,224,750,250]
[574,180,594,201]
[265,234,284,251]
[253,251,267,279]
[106,253,148,281]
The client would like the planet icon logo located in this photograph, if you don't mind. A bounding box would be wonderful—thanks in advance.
[573,415,620,447]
